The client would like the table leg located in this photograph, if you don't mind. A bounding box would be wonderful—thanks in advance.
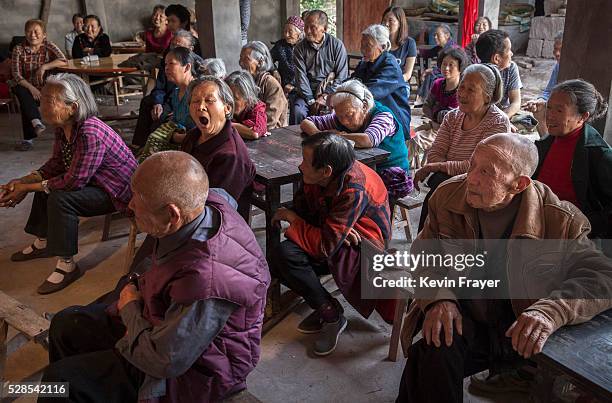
[264,185,282,318]
[0,319,7,383]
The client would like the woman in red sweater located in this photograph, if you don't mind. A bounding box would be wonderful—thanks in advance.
[225,70,269,140]
[533,79,612,239]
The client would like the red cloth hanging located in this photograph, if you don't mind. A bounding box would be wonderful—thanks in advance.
[461,0,480,48]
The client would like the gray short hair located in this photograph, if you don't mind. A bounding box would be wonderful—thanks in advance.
[242,41,274,78]
[461,63,504,105]
[225,70,260,110]
[361,24,391,52]
[332,79,375,111]
[45,73,98,122]
[201,58,227,79]
[173,29,196,49]
[480,133,539,177]
[188,75,235,120]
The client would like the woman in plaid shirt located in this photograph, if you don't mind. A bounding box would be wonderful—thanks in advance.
[0,73,137,294]
[11,19,67,151]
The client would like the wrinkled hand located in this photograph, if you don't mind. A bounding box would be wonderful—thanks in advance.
[29,86,41,101]
[83,47,94,55]
[423,300,463,347]
[271,207,299,228]
[413,163,440,191]
[343,227,362,247]
[35,65,47,84]
[422,68,433,79]
[523,99,547,124]
[505,311,554,358]
[118,283,142,311]
[0,182,28,208]
[471,33,480,42]
[283,84,295,95]
[151,104,163,120]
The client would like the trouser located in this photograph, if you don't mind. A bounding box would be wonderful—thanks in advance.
[24,187,116,257]
[39,304,144,403]
[289,92,310,125]
[417,172,452,232]
[396,302,521,403]
[271,240,333,310]
[132,94,164,146]
[13,84,41,141]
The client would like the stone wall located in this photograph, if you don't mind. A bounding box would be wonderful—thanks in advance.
[526,16,564,58]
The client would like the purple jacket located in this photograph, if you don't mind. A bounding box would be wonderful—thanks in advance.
[138,192,270,402]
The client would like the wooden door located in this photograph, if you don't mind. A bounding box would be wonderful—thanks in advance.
[342,0,392,54]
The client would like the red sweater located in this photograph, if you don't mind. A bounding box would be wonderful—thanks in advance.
[235,101,268,137]
[537,126,582,207]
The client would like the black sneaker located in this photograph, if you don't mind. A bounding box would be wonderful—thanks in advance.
[297,310,323,334]
[313,315,347,356]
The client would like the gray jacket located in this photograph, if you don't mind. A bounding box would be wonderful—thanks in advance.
[293,33,348,102]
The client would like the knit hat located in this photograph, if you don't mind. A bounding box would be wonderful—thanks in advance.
[286,16,304,32]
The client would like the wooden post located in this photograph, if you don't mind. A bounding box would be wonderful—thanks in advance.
[40,0,53,25]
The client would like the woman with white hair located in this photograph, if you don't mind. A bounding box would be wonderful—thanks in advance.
[414,63,511,230]
[0,73,137,294]
[300,79,412,199]
[240,40,288,130]
[201,58,227,79]
[352,24,411,140]
[226,70,269,140]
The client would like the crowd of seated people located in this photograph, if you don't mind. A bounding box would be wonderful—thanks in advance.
[1,4,612,403]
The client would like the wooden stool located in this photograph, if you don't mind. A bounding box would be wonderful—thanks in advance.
[388,297,408,362]
[0,291,50,382]
[392,192,425,241]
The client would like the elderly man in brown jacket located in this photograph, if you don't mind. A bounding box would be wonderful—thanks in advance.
[396,133,612,403]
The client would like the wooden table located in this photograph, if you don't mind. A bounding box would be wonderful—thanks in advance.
[245,125,390,324]
[112,42,146,54]
[534,309,612,402]
[55,54,145,111]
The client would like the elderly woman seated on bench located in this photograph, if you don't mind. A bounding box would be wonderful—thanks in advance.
[300,79,412,199]
[0,73,137,294]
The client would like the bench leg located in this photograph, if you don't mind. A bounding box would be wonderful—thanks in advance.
[264,185,282,319]
[124,221,138,274]
[101,213,112,241]
[0,319,7,383]
[388,298,407,362]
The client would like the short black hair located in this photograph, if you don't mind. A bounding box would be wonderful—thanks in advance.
[475,29,509,63]
[437,47,471,72]
[166,47,196,75]
[165,4,191,29]
[72,13,84,24]
[302,132,355,175]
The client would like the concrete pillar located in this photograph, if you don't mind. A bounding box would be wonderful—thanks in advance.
[558,0,612,134]
[195,0,243,72]
[479,0,500,29]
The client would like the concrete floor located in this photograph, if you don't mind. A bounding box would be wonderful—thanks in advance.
[0,58,555,402]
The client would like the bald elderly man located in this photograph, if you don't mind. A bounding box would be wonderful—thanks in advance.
[40,151,270,403]
[396,134,612,402]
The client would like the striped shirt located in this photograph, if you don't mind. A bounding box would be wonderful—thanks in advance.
[306,111,397,147]
[306,111,413,199]
[428,104,511,176]
[11,40,66,89]
[38,117,137,211]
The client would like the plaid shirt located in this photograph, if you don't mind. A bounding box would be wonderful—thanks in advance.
[285,161,391,259]
[39,117,137,211]
[11,40,66,89]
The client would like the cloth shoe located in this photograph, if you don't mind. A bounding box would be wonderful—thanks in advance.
[313,315,347,356]
[37,264,82,295]
[11,242,49,261]
[297,310,323,334]
[469,370,532,395]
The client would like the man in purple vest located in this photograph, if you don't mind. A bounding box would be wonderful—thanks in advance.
[39,151,270,403]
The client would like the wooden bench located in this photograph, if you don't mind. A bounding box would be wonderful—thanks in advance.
[392,191,426,242]
[0,291,50,382]
[534,309,612,402]
[102,212,139,273]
